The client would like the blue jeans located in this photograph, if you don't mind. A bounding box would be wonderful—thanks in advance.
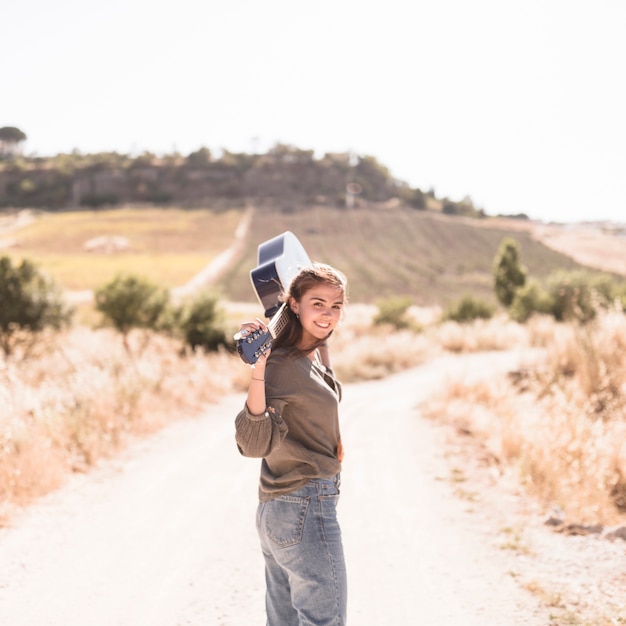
[256,475,347,626]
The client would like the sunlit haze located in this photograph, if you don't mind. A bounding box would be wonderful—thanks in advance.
[3,0,625,224]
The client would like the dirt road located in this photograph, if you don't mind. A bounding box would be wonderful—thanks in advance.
[0,352,578,625]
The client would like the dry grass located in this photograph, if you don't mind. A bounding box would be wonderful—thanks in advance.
[421,311,626,525]
[327,304,441,382]
[434,313,530,353]
[0,327,241,524]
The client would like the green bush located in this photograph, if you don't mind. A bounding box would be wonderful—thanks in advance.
[548,271,616,324]
[176,291,230,353]
[95,274,170,347]
[508,279,553,323]
[442,293,495,324]
[0,255,73,357]
[373,296,417,330]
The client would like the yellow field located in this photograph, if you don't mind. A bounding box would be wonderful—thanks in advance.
[4,207,246,289]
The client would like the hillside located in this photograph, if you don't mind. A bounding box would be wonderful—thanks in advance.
[217,205,594,306]
[2,204,618,309]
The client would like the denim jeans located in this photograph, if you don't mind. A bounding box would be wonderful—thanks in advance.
[256,475,347,626]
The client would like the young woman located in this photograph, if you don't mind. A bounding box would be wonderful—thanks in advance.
[234,262,348,626]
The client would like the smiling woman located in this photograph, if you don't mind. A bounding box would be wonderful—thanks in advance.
[234,262,350,625]
[3,207,246,290]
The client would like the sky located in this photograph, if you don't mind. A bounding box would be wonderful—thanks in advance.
[2,0,625,224]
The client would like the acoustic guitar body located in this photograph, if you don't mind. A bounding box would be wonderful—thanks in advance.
[250,231,311,317]
[236,231,311,364]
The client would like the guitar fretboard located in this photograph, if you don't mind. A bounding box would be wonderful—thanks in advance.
[268,303,289,338]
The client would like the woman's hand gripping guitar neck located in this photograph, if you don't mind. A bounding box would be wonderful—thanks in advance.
[239,319,271,416]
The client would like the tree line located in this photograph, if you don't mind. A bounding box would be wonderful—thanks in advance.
[0,127,491,219]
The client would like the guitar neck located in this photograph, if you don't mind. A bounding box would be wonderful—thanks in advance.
[268,303,289,338]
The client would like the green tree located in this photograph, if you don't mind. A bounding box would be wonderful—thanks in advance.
[0,255,73,357]
[186,147,212,167]
[493,237,527,307]
[0,126,27,158]
[95,274,170,350]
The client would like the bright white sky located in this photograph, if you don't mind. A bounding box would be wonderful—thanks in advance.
[3,0,625,224]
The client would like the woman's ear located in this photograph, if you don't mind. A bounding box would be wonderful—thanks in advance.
[289,296,298,316]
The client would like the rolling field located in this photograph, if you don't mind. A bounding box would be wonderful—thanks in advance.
[1,207,245,290]
[0,204,605,307]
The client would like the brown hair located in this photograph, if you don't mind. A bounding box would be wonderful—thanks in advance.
[272,263,348,355]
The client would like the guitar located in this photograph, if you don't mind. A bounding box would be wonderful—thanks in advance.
[249,231,312,317]
[236,231,311,364]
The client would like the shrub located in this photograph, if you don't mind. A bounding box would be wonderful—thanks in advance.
[396,187,426,210]
[493,237,527,307]
[442,293,495,324]
[373,296,417,330]
[545,270,612,323]
[94,274,170,349]
[0,255,73,357]
[176,291,230,353]
[508,279,553,323]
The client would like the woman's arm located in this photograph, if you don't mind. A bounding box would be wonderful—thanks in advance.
[234,318,287,457]
[235,355,288,458]
[246,351,268,415]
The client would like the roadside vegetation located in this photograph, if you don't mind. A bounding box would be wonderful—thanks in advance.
[421,310,626,525]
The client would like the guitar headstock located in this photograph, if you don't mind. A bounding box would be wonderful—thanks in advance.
[236,328,272,365]
[235,303,289,365]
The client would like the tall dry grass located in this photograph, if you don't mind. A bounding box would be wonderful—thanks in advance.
[328,304,441,382]
[422,310,626,525]
[0,328,240,524]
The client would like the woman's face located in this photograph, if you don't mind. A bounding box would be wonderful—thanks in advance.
[290,283,344,348]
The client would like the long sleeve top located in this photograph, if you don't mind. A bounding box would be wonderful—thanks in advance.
[235,347,343,501]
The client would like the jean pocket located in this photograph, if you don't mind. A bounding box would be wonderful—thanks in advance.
[264,494,310,548]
